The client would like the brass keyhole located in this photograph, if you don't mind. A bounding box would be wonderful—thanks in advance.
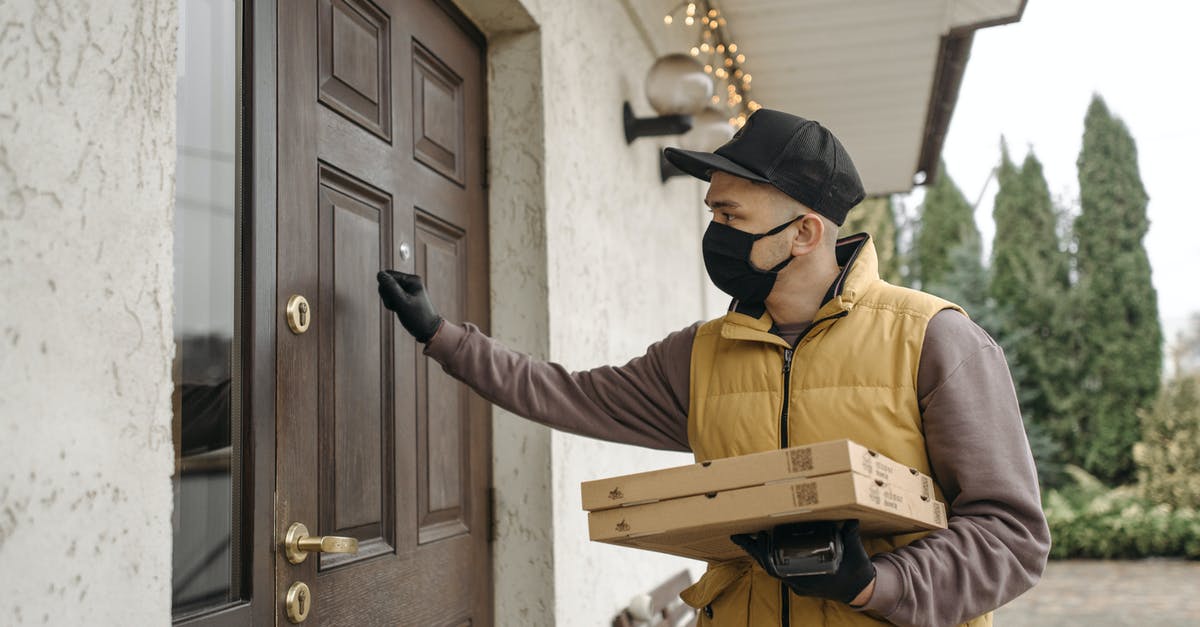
[286,295,311,334]
[286,581,312,623]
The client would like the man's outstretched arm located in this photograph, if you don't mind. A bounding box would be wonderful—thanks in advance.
[379,270,695,452]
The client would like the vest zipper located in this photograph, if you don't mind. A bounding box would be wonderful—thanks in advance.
[781,580,791,627]
[779,347,794,627]
[777,311,846,627]
[779,311,847,449]
[779,348,794,449]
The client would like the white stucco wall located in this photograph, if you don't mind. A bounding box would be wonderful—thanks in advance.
[458,0,724,622]
[536,1,720,624]
[539,9,709,625]
[0,1,177,625]
[455,0,557,623]
[461,0,726,623]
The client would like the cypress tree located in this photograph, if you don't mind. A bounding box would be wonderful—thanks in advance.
[989,141,1074,448]
[1072,94,1163,484]
[903,157,1069,488]
[912,161,982,291]
[842,196,902,284]
[921,223,1068,490]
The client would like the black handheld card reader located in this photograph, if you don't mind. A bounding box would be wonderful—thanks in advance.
[767,521,844,577]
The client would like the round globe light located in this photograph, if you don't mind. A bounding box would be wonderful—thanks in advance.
[682,106,736,152]
[644,54,714,116]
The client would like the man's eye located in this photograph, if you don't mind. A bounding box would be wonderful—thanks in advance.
[706,208,735,223]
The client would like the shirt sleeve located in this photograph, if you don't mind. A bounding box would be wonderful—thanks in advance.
[860,309,1052,627]
[422,320,698,452]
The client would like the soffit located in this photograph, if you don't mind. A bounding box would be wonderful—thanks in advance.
[635,0,1026,194]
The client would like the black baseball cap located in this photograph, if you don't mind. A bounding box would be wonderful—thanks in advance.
[664,109,866,225]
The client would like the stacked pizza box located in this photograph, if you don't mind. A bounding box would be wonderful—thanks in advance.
[581,439,947,562]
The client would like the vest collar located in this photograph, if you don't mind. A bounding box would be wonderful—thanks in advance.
[720,233,879,346]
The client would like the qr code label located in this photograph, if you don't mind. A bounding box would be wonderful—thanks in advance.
[791,482,818,507]
[788,448,814,473]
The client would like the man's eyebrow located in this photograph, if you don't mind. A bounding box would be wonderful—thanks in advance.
[705,198,740,210]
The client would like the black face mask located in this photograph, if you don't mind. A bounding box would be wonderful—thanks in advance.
[703,216,800,304]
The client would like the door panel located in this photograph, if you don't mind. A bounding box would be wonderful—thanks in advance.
[316,163,396,568]
[318,0,392,140]
[416,213,470,543]
[278,0,489,624]
[412,41,465,183]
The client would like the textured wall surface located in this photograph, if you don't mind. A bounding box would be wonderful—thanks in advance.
[456,0,557,623]
[460,0,722,623]
[483,29,560,627]
[537,1,719,624]
[0,1,177,625]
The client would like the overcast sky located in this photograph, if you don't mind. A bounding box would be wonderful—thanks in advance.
[900,0,1200,346]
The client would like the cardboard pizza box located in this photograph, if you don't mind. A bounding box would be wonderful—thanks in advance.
[582,439,934,512]
[588,471,947,563]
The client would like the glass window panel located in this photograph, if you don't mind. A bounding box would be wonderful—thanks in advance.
[172,0,242,617]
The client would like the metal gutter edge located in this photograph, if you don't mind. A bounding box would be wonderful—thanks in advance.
[916,0,1029,186]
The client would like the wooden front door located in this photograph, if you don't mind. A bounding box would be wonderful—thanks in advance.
[276,0,491,624]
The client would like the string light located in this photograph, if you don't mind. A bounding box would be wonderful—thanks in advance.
[662,0,760,126]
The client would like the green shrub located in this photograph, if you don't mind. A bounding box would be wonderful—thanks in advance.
[1134,376,1200,508]
[1044,467,1200,560]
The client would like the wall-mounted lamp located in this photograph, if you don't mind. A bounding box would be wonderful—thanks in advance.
[660,106,736,181]
[624,53,714,144]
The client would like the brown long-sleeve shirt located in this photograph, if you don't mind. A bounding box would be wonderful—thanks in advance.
[425,310,1050,627]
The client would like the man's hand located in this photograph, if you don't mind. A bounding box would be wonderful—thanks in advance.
[376,270,443,343]
[730,520,876,606]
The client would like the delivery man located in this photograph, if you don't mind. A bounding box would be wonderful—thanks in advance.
[377,109,1050,627]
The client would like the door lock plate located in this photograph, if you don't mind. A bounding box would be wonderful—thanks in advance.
[286,294,311,334]
[285,581,311,623]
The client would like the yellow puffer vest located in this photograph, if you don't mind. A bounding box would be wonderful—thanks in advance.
[681,235,991,627]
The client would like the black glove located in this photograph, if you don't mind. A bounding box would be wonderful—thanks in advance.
[376,270,443,343]
[730,520,876,606]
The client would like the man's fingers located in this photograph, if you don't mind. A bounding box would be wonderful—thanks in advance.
[385,269,425,294]
[377,270,398,287]
[729,534,755,550]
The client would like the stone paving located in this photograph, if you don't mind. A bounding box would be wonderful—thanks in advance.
[994,559,1200,626]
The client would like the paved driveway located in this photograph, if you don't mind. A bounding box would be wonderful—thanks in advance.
[994,559,1200,626]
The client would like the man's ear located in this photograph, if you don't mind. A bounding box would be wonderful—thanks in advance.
[789,213,824,256]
